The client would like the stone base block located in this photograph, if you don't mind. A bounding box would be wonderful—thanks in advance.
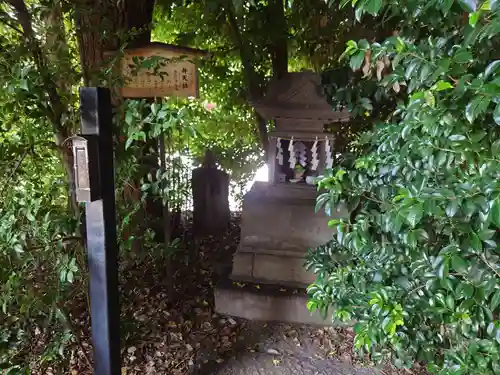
[230,182,346,286]
[232,252,314,287]
[214,281,329,325]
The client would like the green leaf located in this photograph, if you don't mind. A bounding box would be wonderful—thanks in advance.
[478,229,495,240]
[446,200,459,217]
[355,6,363,21]
[347,196,361,213]
[125,137,134,150]
[454,49,473,64]
[59,269,67,283]
[315,193,330,213]
[469,11,480,27]
[391,212,404,232]
[125,111,134,126]
[346,40,358,50]
[451,255,468,272]
[436,151,447,166]
[465,96,490,123]
[492,139,500,155]
[340,41,357,61]
[432,80,454,91]
[350,50,365,71]
[438,262,449,279]
[463,283,475,298]
[424,91,436,107]
[365,0,383,15]
[20,79,29,91]
[328,219,341,227]
[491,200,500,227]
[405,61,420,80]
[449,134,466,141]
[446,294,455,310]
[306,300,317,312]
[491,289,500,310]
[405,203,424,228]
[470,130,486,143]
[358,39,370,51]
[442,0,455,14]
[494,103,500,125]
[480,0,492,10]
[459,0,477,11]
[485,60,500,79]
[137,131,147,142]
[493,360,500,375]
[463,200,477,216]
[487,322,495,335]
[151,102,159,115]
[469,232,482,251]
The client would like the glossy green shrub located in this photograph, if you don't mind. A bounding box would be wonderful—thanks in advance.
[308,1,500,374]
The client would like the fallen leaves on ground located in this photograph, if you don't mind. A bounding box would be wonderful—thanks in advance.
[30,215,242,375]
[31,214,427,375]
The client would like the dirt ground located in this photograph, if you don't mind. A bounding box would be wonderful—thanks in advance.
[56,215,423,375]
[195,321,382,375]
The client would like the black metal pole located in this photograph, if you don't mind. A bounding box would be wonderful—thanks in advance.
[79,87,120,375]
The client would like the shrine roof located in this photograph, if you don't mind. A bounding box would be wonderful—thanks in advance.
[252,72,350,122]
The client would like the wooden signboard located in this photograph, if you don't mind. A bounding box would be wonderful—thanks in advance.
[117,42,207,99]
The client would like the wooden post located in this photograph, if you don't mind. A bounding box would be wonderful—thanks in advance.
[268,137,277,185]
[79,87,120,375]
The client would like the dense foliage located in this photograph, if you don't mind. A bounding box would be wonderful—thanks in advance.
[0,2,85,372]
[0,0,261,372]
[308,0,500,374]
[0,0,345,372]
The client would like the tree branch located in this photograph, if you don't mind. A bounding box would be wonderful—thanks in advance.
[5,148,28,184]
[6,0,64,129]
[225,2,262,100]
[0,10,24,34]
[480,253,500,279]
[27,236,83,252]
[225,1,269,159]
[55,302,93,370]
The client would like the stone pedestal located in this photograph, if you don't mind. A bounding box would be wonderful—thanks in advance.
[192,163,230,236]
[230,182,345,287]
[215,72,351,324]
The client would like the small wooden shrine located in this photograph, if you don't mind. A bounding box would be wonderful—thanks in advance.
[257,72,350,186]
[229,72,349,290]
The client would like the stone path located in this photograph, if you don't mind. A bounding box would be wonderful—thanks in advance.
[193,321,395,375]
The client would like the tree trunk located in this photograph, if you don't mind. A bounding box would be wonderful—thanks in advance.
[73,0,156,243]
[74,0,156,86]
[226,0,289,160]
[45,3,79,215]
[7,0,80,215]
[121,0,156,48]
[268,0,288,79]
[74,0,103,86]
